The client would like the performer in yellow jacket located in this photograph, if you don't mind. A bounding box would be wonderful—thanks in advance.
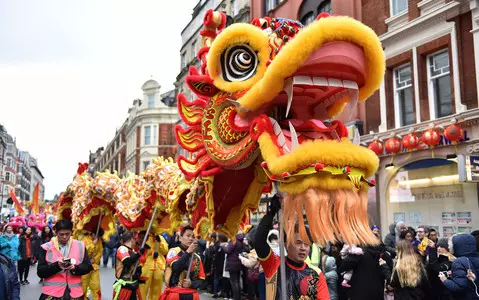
[139,232,169,300]
[78,229,103,300]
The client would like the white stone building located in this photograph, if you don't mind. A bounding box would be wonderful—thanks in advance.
[96,79,179,175]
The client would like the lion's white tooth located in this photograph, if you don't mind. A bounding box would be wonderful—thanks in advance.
[348,89,359,120]
[277,130,286,147]
[269,117,281,136]
[293,76,313,86]
[289,122,299,150]
[328,78,343,87]
[282,144,290,154]
[343,80,358,89]
[285,78,293,118]
[313,77,328,86]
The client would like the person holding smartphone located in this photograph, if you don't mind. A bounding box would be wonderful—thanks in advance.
[37,219,91,300]
[161,225,206,300]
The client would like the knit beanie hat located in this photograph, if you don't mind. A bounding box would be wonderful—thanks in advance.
[437,237,449,251]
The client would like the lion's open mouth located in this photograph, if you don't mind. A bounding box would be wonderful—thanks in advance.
[234,41,365,155]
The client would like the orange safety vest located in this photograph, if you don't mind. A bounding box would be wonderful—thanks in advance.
[41,239,85,298]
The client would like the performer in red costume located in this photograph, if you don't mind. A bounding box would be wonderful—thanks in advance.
[160,226,206,300]
[255,196,330,300]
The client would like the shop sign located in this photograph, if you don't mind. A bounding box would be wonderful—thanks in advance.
[467,143,479,154]
[458,155,479,182]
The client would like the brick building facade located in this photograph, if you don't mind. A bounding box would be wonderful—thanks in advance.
[359,1,479,236]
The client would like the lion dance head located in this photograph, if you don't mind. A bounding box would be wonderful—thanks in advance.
[176,10,384,245]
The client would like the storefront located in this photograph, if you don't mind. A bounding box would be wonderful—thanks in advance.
[362,111,479,239]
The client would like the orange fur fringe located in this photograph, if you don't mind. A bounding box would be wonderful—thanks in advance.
[282,188,378,247]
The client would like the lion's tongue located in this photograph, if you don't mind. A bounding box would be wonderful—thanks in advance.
[280,119,337,132]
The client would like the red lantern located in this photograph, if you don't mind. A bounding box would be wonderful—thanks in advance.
[385,137,401,154]
[368,140,384,155]
[444,124,463,143]
[402,133,419,150]
[422,129,441,147]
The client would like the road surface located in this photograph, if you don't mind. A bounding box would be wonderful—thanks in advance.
[20,264,214,300]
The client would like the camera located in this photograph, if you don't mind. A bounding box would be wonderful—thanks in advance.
[440,271,450,278]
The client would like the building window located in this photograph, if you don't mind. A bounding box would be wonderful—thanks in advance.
[144,126,151,145]
[5,172,10,182]
[301,12,315,25]
[428,50,452,119]
[265,0,281,13]
[318,0,331,14]
[153,125,157,144]
[394,64,415,126]
[181,52,187,69]
[390,0,407,16]
[143,161,150,171]
[191,41,197,61]
[7,145,12,153]
[148,95,155,108]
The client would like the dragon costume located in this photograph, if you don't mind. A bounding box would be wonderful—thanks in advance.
[176,10,384,246]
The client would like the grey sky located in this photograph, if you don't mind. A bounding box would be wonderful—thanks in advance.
[0,0,198,199]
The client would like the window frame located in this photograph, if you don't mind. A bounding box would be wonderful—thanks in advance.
[427,49,452,120]
[142,161,150,171]
[265,0,281,13]
[317,0,331,14]
[144,126,151,145]
[390,0,408,16]
[301,12,315,26]
[181,52,187,69]
[393,63,415,127]
[153,125,157,145]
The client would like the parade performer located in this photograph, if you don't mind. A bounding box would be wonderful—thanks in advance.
[160,226,206,300]
[256,196,329,299]
[78,229,103,300]
[175,9,384,244]
[138,232,169,300]
[37,220,91,300]
[113,231,143,300]
[70,168,118,299]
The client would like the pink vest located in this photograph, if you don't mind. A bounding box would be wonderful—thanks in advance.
[41,239,85,298]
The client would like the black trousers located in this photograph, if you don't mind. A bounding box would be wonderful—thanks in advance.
[18,258,31,281]
[230,271,241,300]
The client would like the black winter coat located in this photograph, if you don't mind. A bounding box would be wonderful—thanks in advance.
[427,247,453,300]
[18,234,34,260]
[214,243,226,277]
[222,234,244,273]
[389,267,430,300]
[338,244,393,300]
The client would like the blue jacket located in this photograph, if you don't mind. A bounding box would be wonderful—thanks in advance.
[443,234,479,300]
[0,235,20,262]
[0,253,20,300]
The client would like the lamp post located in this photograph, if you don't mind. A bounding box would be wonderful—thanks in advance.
[0,176,4,223]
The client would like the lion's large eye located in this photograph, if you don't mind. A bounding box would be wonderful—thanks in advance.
[220,44,258,82]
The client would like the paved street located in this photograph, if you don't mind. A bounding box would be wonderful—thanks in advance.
[20,265,214,300]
